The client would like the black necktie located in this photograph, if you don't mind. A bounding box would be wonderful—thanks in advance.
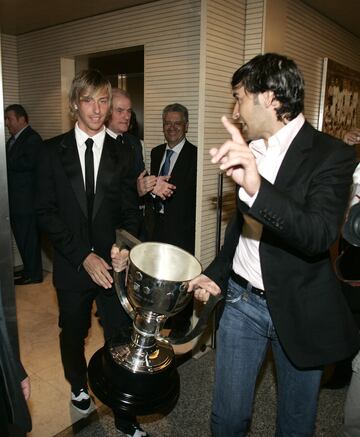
[116,134,124,145]
[159,149,174,176]
[85,138,94,244]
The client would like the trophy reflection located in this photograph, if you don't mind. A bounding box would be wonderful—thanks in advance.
[88,230,209,415]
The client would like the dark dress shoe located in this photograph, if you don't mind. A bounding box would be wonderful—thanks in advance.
[115,420,150,436]
[14,276,43,285]
[14,269,25,278]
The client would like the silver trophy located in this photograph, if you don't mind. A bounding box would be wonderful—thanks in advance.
[88,229,221,415]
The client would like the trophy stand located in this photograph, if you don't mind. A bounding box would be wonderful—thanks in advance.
[88,340,180,415]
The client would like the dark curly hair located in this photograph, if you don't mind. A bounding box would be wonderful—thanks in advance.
[231,53,304,121]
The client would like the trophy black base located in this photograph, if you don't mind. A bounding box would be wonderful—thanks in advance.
[88,346,180,416]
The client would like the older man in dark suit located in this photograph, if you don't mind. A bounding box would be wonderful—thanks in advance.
[138,103,197,338]
[106,88,145,178]
[189,53,360,437]
[36,70,146,437]
[5,104,43,285]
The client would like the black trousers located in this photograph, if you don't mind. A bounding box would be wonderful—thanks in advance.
[56,286,131,392]
[11,212,42,280]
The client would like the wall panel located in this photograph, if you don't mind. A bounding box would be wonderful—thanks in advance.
[197,0,246,267]
[1,34,22,267]
[1,34,19,125]
[284,0,360,127]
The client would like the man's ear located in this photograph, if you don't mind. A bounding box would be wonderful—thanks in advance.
[262,90,277,108]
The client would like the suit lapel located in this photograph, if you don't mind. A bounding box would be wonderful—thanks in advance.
[60,130,88,218]
[274,121,314,190]
[8,126,31,158]
[170,140,191,182]
[152,144,166,174]
[93,134,117,219]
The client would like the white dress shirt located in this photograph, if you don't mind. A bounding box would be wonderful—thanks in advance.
[75,123,105,191]
[233,113,305,289]
[158,137,186,175]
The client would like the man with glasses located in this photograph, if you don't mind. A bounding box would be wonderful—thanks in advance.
[138,103,197,339]
[36,70,147,436]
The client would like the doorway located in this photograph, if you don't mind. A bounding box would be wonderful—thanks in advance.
[76,46,144,138]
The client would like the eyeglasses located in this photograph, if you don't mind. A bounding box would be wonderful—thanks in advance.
[163,121,185,128]
[79,96,110,105]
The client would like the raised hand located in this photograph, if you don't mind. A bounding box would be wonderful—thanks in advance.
[137,170,157,197]
[210,115,260,196]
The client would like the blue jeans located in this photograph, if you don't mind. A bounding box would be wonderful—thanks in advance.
[211,278,323,437]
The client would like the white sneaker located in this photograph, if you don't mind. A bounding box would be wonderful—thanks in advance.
[71,388,92,414]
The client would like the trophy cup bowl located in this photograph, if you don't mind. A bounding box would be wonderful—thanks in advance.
[88,230,209,415]
[113,240,203,374]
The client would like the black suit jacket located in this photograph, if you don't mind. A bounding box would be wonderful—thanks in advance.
[150,140,197,253]
[36,130,141,290]
[123,132,145,176]
[0,284,31,432]
[6,125,43,215]
[205,121,360,368]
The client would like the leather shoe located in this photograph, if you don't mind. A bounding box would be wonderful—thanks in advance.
[14,276,43,285]
[115,420,149,436]
[14,269,24,278]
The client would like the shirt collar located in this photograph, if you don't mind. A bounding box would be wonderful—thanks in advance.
[166,137,186,154]
[75,122,106,150]
[249,113,305,157]
[14,125,28,140]
[105,127,125,140]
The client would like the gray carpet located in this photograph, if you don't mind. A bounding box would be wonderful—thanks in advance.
[56,349,347,436]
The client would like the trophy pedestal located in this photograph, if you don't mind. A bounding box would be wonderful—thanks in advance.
[88,344,180,415]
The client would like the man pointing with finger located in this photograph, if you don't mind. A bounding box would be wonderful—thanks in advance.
[189,53,360,436]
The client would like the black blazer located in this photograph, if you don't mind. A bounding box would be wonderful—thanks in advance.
[6,125,43,215]
[205,121,360,368]
[0,285,31,432]
[36,130,141,290]
[123,132,145,176]
[150,140,197,253]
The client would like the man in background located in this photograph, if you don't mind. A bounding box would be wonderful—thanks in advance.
[5,104,43,285]
[138,103,197,339]
[106,88,145,178]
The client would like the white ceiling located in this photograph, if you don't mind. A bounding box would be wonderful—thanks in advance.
[0,0,359,38]
[301,0,359,38]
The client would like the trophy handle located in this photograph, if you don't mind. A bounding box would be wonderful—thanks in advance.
[114,229,142,320]
[159,293,224,345]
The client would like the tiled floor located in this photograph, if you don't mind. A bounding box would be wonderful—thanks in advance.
[15,272,194,436]
[16,272,102,437]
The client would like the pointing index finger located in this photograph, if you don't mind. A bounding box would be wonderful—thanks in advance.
[222,115,244,144]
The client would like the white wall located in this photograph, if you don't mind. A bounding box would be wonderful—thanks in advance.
[15,0,201,151]
[197,0,247,266]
